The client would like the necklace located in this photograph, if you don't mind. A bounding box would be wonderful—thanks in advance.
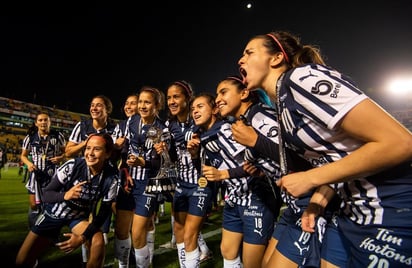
[38,132,50,161]
[275,73,288,176]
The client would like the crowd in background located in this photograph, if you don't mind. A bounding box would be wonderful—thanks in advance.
[5,29,412,268]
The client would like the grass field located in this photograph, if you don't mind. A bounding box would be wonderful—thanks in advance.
[0,166,224,267]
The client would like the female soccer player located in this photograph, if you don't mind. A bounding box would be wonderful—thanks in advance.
[20,111,66,228]
[123,86,166,268]
[15,133,119,268]
[159,80,213,267]
[187,92,274,268]
[238,30,412,267]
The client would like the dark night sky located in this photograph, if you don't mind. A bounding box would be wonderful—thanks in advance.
[1,0,412,119]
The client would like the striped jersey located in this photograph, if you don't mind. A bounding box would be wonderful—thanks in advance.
[242,102,312,213]
[23,130,66,202]
[124,114,165,182]
[112,119,129,163]
[44,157,119,220]
[243,102,282,181]
[278,63,412,225]
[69,119,116,144]
[200,120,251,206]
[165,118,199,185]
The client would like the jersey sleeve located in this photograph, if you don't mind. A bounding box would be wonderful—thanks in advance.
[68,121,83,143]
[288,64,368,129]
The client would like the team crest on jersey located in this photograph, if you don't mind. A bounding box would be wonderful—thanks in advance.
[50,137,57,145]
[211,158,221,167]
[63,164,71,177]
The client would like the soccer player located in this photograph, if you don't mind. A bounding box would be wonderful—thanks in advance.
[187,92,275,268]
[158,80,213,267]
[15,133,119,268]
[65,94,118,266]
[20,111,66,228]
[238,30,412,267]
[123,86,166,267]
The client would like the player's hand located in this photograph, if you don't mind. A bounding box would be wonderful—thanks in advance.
[64,181,87,200]
[55,233,84,254]
[277,171,315,197]
[231,120,257,147]
[153,142,167,155]
[202,165,228,181]
[126,154,145,167]
[187,133,200,158]
[243,161,263,177]
[301,202,324,233]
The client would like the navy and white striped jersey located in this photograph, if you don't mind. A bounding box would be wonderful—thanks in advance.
[242,102,312,213]
[112,119,128,141]
[124,114,165,182]
[279,63,412,225]
[22,130,66,171]
[165,119,199,185]
[44,157,119,220]
[200,120,251,206]
[69,119,116,144]
[23,130,66,201]
[112,119,129,162]
[243,102,282,181]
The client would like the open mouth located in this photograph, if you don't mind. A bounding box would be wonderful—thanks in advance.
[239,68,247,84]
[217,103,225,110]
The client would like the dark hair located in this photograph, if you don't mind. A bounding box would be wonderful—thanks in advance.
[256,31,325,68]
[220,75,260,104]
[92,95,113,116]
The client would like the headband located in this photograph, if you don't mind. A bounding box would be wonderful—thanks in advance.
[226,76,245,85]
[266,34,290,63]
[174,81,192,97]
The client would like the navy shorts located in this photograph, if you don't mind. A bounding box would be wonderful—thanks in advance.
[131,180,157,217]
[173,182,213,217]
[31,212,86,243]
[320,214,348,267]
[273,207,326,267]
[222,193,274,245]
[330,213,412,267]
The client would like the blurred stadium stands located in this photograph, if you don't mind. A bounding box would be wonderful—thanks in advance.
[0,96,410,165]
[0,96,119,163]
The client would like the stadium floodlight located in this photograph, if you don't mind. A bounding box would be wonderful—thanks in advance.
[386,76,412,97]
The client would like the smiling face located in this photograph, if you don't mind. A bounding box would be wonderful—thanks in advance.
[84,135,110,172]
[123,95,139,118]
[138,91,157,123]
[89,97,109,121]
[167,84,190,120]
[215,80,245,118]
